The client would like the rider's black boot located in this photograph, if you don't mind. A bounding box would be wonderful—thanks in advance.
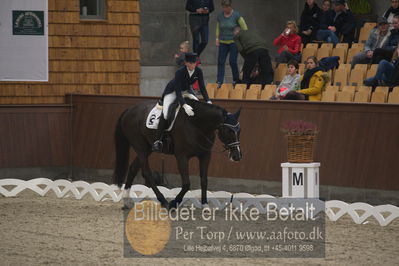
[152,115,167,152]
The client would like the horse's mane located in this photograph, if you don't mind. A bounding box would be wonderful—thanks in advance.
[185,99,226,129]
[186,99,226,116]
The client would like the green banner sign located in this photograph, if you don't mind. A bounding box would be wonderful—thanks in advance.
[13,10,44,35]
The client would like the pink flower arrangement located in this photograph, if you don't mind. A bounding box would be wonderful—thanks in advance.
[281,120,318,136]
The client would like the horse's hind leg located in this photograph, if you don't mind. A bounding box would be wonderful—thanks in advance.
[169,156,190,209]
[122,157,140,210]
[139,154,169,208]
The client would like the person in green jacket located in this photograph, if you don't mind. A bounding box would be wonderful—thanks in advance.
[233,27,274,87]
[216,0,248,87]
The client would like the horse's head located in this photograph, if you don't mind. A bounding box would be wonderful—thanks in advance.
[218,108,243,162]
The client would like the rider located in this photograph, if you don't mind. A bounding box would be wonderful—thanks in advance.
[152,52,212,152]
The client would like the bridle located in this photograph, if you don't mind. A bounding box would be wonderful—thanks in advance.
[219,122,241,150]
[194,122,241,154]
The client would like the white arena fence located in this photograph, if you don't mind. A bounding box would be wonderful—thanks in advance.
[1,178,398,226]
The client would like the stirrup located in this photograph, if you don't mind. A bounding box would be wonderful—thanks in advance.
[152,140,163,152]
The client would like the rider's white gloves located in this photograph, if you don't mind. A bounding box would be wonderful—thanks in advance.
[207,100,212,104]
[182,104,194,116]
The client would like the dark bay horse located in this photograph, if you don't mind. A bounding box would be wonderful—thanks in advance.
[112,99,242,209]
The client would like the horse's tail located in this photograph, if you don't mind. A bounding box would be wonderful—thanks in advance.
[112,109,130,188]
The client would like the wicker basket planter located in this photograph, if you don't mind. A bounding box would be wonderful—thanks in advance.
[286,134,317,163]
[281,120,318,163]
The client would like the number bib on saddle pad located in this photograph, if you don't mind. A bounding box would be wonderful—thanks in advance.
[145,104,180,131]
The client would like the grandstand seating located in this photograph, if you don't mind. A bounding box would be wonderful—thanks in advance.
[363,22,377,28]
[366,64,378,79]
[342,85,356,93]
[273,64,287,84]
[229,84,246,99]
[260,85,275,100]
[245,84,262,100]
[333,68,348,87]
[301,47,317,63]
[316,47,331,60]
[346,47,363,64]
[358,25,374,43]
[320,43,333,53]
[375,86,389,95]
[370,91,387,103]
[357,86,372,93]
[388,92,399,104]
[321,91,336,102]
[332,47,347,63]
[206,33,397,105]
[338,63,351,71]
[298,63,305,75]
[306,43,319,50]
[348,68,365,86]
[354,91,370,102]
[215,84,232,99]
[325,85,340,92]
[206,83,218,98]
[354,64,368,74]
[351,43,365,51]
[336,43,349,50]
[336,91,354,102]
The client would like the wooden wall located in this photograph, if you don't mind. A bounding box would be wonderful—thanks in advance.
[0,105,71,167]
[69,95,399,191]
[2,94,398,191]
[0,0,140,104]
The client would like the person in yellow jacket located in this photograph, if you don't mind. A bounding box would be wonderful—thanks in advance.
[296,56,324,101]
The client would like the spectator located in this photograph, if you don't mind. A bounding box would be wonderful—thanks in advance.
[317,0,335,40]
[316,0,356,44]
[299,0,322,44]
[174,41,202,92]
[273,60,301,99]
[383,0,399,29]
[364,45,399,87]
[289,56,325,101]
[273,21,302,64]
[372,15,399,64]
[216,0,248,87]
[186,0,214,57]
[351,17,390,68]
[233,27,273,87]
[174,41,190,67]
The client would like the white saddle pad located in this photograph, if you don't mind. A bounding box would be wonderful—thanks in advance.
[145,105,180,131]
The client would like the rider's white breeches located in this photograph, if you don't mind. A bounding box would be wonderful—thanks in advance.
[163,92,198,119]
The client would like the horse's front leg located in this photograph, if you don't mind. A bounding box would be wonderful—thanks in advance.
[138,154,168,208]
[169,155,190,209]
[199,153,211,206]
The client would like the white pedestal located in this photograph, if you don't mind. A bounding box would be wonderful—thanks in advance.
[281,162,320,198]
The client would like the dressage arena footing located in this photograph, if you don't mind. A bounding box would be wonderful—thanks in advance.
[1,177,399,264]
[1,166,399,206]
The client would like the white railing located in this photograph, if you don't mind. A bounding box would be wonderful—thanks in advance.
[1,178,398,226]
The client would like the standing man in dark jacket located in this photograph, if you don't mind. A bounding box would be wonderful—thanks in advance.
[186,0,214,58]
[233,28,273,87]
[299,0,322,44]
